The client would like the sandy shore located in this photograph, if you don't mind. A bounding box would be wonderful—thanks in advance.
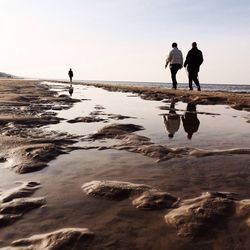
[54,80,250,110]
[0,80,249,250]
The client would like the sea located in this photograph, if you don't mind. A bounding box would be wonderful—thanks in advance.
[83,80,250,93]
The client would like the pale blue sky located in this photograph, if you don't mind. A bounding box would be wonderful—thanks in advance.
[0,0,250,84]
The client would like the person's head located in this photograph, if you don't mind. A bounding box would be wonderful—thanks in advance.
[168,133,174,138]
[172,42,177,48]
[192,42,197,48]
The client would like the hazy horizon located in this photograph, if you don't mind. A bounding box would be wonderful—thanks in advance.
[1,0,250,85]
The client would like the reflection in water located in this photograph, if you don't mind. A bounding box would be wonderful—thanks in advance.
[182,103,200,139]
[69,84,74,96]
[163,99,180,138]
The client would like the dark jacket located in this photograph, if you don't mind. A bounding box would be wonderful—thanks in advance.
[184,48,203,72]
[68,70,73,77]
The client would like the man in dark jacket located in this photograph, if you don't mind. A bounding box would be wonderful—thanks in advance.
[184,42,203,91]
[68,68,73,82]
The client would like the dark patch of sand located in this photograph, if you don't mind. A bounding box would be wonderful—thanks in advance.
[0,80,81,174]
[88,123,144,140]
[67,116,107,123]
[1,228,94,250]
[82,180,152,201]
[0,182,45,227]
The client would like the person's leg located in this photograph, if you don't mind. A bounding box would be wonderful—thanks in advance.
[170,65,178,89]
[193,71,201,91]
[70,76,72,82]
[188,70,193,90]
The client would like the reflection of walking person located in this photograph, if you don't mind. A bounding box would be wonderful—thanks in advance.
[69,84,73,96]
[184,42,203,91]
[68,68,73,82]
[163,99,180,138]
[165,43,183,90]
[182,103,200,139]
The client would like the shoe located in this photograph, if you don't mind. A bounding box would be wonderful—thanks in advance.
[189,88,193,91]
[197,87,201,91]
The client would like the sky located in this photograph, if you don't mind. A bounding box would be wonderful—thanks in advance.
[0,0,250,84]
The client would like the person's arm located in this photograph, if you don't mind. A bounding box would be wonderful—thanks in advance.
[180,52,183,68]
[165,51,172,68]
[184,51,190,67]
[199,51,204,65]
[184,58,187,67]
[165,61,168,68]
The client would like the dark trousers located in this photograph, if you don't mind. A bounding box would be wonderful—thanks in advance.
[170,64,181,89]
[188,69,200,90]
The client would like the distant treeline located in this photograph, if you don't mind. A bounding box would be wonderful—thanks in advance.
[0,72,15,78]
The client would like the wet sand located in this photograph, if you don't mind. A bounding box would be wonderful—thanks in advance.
[0,80,249,250]
[53,80,250,111]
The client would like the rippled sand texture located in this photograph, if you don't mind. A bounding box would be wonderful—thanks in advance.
[0,80,249,250]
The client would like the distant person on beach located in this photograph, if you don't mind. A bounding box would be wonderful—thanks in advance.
[68,68,73,82]
[163,98,180,138]
[184,42,203,91]
[182,103,200,139]
[165,42,183,90]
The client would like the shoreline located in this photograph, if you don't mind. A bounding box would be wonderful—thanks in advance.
[51,80,250,111]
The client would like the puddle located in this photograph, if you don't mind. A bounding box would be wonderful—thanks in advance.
[0,81,249,249]
[46,81,250,149]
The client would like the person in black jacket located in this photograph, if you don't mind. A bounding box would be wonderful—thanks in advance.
[184,42,203,91]
[68,68,73,82]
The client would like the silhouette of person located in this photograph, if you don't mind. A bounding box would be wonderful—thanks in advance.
[69,84,73,96]
[184,42,203,91]
[163,98,180,138]
[165,43,183,90]
[182,103,200,139]
[68,68,73,82]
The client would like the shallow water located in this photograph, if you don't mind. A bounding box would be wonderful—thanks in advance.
[47,82,250,149]
[0,82,249,249]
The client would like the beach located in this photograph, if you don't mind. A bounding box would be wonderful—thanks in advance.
[0,79,249,250]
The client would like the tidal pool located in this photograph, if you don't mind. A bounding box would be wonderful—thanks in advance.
[0,82,249,250]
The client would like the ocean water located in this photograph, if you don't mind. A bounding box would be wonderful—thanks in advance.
[83,80,250,93]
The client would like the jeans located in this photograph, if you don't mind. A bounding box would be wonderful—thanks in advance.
[170,64,181,89]
[188,69,200,90]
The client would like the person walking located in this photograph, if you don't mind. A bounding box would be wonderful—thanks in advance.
[68,68,74,83]
[184,42,203,91]
[165,42,183,90]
